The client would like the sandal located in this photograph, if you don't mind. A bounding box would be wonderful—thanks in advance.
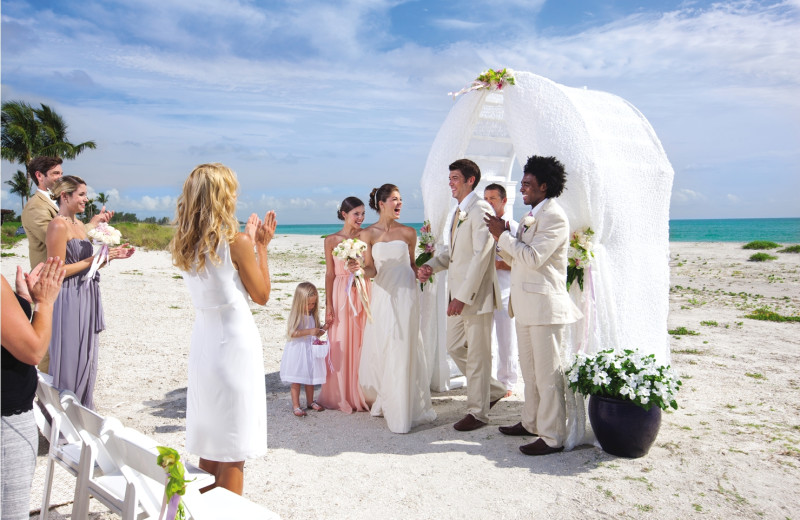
[293,407,307,417]
[308,400,325,412]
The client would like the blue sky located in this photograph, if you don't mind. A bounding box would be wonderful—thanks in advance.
[2,0,798,223]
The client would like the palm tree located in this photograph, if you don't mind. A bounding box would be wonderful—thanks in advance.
[1,100,97,191]
[96,192,110,206]
[4,169,33,208]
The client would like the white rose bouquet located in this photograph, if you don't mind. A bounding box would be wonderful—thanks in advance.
[332,238,372,321]
[415,220,436,291]
[84,223,123,280]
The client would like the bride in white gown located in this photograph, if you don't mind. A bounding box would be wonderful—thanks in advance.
[354,183,436,434]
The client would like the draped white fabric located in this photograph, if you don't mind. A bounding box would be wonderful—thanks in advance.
[419,71,674,448]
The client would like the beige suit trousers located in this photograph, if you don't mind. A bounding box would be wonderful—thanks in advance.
[447,312,507,422]
[516,323,567,447]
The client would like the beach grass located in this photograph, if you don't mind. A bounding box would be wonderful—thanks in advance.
[744,307,800,323]
[743,240,781,250]
[669,326,700,336]
[114,222,174,250]
[778,245,800,253]
[1,221,25,248]
[748,252,777,262]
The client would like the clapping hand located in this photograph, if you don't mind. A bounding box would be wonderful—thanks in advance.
[89,206,115,226]
[108,244,136,261]
[255,211,277,247]
[244,213,260,242]
[25,257,66,306]
[484,213,507,241]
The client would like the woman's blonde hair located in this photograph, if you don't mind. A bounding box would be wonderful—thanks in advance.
[169,163,240,272]
[51,175,86,202]
[286,282,320,339]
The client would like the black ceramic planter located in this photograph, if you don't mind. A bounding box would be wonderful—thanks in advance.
[588,395,662,458]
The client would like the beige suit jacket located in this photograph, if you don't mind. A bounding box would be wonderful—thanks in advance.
[426,195,501,316]
[21,190,58,268]
[497,198,582,326]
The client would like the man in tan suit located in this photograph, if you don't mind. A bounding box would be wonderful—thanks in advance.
[486,155,582,455]
[418,159,507,431]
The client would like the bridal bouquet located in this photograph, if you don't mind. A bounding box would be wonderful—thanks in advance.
[415,220,435,290]
[449,67,516,99]
[567,227,594,291]
[566,349,682,411]
[85,223,122,280]
[332,238,373,321]
[156,446,194,520]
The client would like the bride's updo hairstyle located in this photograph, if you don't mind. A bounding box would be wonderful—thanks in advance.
[337,196,364,221]
[170,163,240,273]
[368,184,399,214]
[51,175,86,203]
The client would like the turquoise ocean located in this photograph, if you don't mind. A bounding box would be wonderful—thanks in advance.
[272,218,800,242]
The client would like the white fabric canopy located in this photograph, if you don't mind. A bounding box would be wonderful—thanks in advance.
[419,71,674,447]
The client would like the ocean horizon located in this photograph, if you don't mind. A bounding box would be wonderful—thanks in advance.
[269,218,800,243]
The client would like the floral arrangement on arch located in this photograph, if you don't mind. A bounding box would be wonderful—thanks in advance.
[566,349,682,411]
[449,68,516,99]
[415,220,436,290]
[332,238,373,321]
[567,227,594,291]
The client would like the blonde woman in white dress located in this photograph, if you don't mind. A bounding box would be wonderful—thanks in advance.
[170,163,276,495]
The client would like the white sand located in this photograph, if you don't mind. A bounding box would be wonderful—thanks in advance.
[2,237,798,519]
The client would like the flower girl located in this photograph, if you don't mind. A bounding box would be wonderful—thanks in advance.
[280,282,329,417]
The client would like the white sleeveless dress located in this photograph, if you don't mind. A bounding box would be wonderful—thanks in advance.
[359,240,436,433]
[184,241,267,461]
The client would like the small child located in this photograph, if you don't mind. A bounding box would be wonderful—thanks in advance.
[280,282,328,417]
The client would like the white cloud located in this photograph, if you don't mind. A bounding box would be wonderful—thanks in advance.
[726,193,741,203]
[672,188,706,204]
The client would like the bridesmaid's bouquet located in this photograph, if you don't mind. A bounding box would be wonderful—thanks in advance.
[567,227,595,291]
[156,446,193,520]
[415,220,435,291]
[85,223,122,280]
[332,238,373,322]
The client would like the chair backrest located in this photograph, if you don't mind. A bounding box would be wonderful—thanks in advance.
[35,375,80,444]
[104,431,169,517]
[61,393,121,474]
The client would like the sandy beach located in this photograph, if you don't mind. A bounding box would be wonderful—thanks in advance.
[2,236,798,519]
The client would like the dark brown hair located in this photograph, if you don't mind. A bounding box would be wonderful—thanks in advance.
[337,196,364,220]
[449,158,481,191]
[27,156,63,187]
[368,184,399,213]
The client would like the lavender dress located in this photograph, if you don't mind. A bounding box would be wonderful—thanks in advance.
[49,238,105,409]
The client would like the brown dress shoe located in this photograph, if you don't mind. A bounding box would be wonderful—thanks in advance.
[498,422,536,437]
[453,414,487,431]
[519,438,564,456]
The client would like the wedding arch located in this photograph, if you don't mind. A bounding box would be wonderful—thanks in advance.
[419,70,675,397]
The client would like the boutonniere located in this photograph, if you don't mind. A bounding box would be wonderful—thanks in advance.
[457,211,467,227]
[521,215,536,232]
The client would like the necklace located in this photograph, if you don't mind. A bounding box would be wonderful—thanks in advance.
[60,215,80,225]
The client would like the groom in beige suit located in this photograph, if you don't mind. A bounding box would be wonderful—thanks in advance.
[486,155,582,455]
[418,159,507,431]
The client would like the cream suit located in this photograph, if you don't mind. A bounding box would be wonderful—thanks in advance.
[497,198,582,447]
[426,193,506,422]
[21,190,59,373]
[21,190,58,269]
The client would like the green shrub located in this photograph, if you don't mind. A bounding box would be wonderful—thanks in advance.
[744,307,800,323]
[669,326,699,336]
[778,245,800,253]
[748,252,777,262]
[114,222,174,250]
[1,222,25,247]
[742,240,780,250]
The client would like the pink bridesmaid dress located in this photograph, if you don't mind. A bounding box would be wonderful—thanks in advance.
[318,256,371,413]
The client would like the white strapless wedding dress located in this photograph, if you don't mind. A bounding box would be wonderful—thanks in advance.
[359,240,436,433]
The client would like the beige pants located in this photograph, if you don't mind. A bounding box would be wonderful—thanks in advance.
[447,312,507,422]
[516,323,567,447]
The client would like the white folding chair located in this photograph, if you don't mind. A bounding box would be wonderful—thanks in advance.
[63,396,216,519]
[183,486,281,520]
[35,373,84,519]
[61,394,135,519]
